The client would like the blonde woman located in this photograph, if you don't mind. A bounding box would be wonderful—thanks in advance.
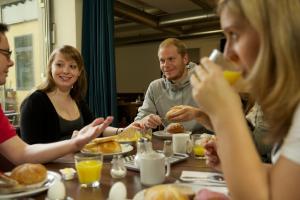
[191,0,300,199]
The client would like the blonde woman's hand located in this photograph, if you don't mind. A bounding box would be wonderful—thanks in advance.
[195,110,214,131]
[204,140,222,172]
[190,58,242,118]
[73,116,113,150]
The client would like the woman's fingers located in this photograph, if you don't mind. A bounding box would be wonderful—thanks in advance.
[95,116,113,133]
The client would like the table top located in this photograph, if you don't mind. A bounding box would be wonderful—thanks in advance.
[32,137,215,200]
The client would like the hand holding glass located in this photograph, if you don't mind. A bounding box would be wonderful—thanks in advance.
[209,49,241,85]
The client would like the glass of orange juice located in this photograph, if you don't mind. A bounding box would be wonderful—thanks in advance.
[191,134,205,159]
[75,153,103,188]
[209,49,241,85]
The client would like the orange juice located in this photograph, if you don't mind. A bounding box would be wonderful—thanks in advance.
[76,160,102,184]
[223,70,241,85]
[193,145,205,157]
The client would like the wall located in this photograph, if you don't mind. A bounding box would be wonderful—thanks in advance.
[115,35,222,93]
[51,0,82,50]
[50,0,222,94]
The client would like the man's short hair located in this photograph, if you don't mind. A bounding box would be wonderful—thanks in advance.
[0,23,8,34]
[0,23,8,43]
[158,38,188,57]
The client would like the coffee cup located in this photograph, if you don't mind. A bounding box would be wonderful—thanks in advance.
[140,152,170,186]
[172,133,191,154]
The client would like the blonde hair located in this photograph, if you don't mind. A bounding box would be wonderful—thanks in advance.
[218,0,300,143]
[158,38,188,57]
[38,45,87,102]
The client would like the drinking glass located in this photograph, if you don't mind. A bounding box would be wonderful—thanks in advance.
[209,49,241,85]
[75,153,103,188]
[141,128,153,140]
[191,134,205,159]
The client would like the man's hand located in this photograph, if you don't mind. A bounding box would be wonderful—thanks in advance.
[166,105,202,122]
[138,114,162,129]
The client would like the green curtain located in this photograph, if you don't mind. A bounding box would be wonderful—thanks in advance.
[82,0,118,126]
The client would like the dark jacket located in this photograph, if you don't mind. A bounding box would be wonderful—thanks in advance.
[20,90,94,144]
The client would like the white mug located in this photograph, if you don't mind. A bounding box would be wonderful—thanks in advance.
[172,133,191,154]
[140,152,170,186]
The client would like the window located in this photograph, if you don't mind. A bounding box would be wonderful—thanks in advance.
[1,0,38,24]
[15,34,34,90]
[0,0,51,111]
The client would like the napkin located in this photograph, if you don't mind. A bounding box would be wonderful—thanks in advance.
[179,171,228,194]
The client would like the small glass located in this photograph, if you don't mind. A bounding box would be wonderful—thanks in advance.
[141,128,153,140]
[163,140,173,158]
[110,155,127,179]
[191,134,205,159]
[209,49,241,86]
[75,153,103,188]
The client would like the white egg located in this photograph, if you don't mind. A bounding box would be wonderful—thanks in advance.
[47,180,66,200]
[108,182,127,200]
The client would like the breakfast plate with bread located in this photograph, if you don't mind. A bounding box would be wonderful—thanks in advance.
[133,184,195,200]
[81,140,133,157]
[133,182,228,200]
[0,163,61,199]
[153,122,191,139]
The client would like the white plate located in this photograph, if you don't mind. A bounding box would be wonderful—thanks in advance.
[153,131,192,139]
[82,144,134,158]
[0,171,61,199]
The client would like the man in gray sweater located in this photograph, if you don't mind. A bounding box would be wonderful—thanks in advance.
[134,38,207,134]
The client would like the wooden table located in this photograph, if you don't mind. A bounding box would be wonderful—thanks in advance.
[33,137,215,200]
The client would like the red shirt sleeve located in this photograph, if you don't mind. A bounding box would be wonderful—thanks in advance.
[0,107,16,144]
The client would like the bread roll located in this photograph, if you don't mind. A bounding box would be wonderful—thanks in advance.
[165,106,182,120]
[144,184,193,200]
[83,141,121,154]
[10,163,47,185]
[166,123,185,134]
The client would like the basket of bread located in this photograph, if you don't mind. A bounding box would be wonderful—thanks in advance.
[0,163,47,194]
[81,137,122,155]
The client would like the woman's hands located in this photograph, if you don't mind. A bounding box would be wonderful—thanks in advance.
[190,58,242,120]
[194,188,229,200]
[73,116,113,150]
[204,140,222,172]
